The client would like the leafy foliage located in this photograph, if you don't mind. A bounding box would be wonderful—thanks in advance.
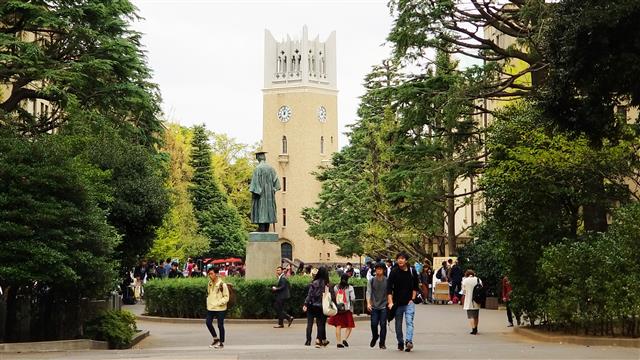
[85,310,137,349]
[149,124,209,261]
[0,130,119,297]
[144,276,367,319]
[189,125,247,258]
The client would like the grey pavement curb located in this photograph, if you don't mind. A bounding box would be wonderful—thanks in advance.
[0,339,109,353]
[130,330,150,347]
[514,327,640,348]
[137,314,370,324]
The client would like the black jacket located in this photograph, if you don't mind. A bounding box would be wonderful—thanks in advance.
[274,275,291,300]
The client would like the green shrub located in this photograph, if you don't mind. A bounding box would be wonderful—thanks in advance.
[85,310,137,349]
[144,275,367,319]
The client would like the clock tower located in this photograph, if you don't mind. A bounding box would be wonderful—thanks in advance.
[262,26,341,264]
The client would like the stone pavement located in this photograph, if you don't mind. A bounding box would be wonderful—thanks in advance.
[4,304,639,360]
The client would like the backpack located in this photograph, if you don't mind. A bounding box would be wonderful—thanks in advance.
[217,282,237,308]
[335,287,348,313]
[472,278,486,305]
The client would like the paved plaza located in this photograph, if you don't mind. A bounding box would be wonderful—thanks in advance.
[3,304,639,360]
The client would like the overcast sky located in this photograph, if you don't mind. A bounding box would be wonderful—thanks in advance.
[130,0,394,147]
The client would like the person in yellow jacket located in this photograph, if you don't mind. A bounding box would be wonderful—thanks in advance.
[206,266,229,349]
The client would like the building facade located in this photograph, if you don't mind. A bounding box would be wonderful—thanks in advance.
[261,26,349,263]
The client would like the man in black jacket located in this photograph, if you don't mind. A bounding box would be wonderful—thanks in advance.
[387,252,420,352]
[272,266,294,328]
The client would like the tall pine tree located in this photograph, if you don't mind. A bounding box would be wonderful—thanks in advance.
[189,125,246,258]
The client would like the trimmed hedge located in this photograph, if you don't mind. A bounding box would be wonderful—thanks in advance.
[144,275,367,319]
[85,310,137,349]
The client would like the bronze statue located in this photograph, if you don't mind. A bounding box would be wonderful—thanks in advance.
[249,152,281,232]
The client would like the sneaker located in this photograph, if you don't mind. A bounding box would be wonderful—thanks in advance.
[304,340,311,346]
[370,336,378,348]
[405,341,413,352]
[397,343,404,351]
[214,342,224,349]
[337,344,344,348]
[315,339,321,348]
[342,340,349,347]
[507,323,514,327]
[208,338,220,348]
[287,317,294,327]
[380,344,386,350]
[321,340,330,347]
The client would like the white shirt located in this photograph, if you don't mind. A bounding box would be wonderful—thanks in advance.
[462,276,482,310]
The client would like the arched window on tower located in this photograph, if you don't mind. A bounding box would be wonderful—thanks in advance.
[320,136,324,154]
[282,136,288,154]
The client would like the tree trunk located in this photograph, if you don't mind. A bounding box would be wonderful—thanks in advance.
[446,176,457,255]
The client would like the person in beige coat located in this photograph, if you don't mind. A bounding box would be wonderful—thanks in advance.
[206,267,229,349]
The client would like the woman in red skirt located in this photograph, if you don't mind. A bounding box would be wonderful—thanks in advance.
[328,274,356,348]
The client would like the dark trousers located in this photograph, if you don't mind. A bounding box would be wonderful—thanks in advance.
[450,281,462,300]
[306,305,327,342]
[206,310,226,343]
[370,308,387,345]
[275,299,291,325]
[506,300,521,325]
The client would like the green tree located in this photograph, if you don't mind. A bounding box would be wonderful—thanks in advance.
[385,51,484,255]
[480,102,634,321]
[304,61,419,258]
[0,130,119,340]
[0,0,163,146]
[210,132,257,233]
[149,124,209,261]
[189,125,246,258]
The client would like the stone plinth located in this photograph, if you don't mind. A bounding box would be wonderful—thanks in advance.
[245,232,280,279]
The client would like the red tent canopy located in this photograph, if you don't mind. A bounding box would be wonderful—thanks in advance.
[203,257,243,265]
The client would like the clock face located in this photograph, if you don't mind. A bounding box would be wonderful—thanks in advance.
[277,105,292,122]
[317,106,327,123]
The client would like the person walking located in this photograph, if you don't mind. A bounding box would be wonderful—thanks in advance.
[462,269,482,335]
[502,275,520,327]
[272,266,294,328]
[303,266,330,348]
[328,274,355,348]
[190,263,203,277]
[168,262,183,278]
[420,264,433,304]
[366,262,388,349]
[387,252,420,352]
[206,266,229,349]
[450,260,464,304]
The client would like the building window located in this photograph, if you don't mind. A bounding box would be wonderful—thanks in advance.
[283,208,287,227]
[327,253,330,260]
[320,136,324,154]
[330,136,334,144]
[283,177,287,192]
[281,242,293,261]
[282,136,288,154]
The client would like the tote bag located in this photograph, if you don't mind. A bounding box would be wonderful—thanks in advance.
[322,286,338,316]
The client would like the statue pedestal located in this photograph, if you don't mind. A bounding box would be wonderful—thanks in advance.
[245,232,280,279]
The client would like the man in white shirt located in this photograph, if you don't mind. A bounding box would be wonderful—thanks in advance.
[461,269,482,335]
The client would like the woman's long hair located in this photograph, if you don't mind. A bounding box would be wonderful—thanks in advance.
[338,274,349,289]
[315,266,330,285]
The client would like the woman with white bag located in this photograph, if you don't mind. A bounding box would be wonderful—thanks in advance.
[303,266,333,348]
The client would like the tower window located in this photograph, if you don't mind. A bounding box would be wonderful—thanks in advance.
[320,136,324,154]
[282,135,288,154]
[283,177,287,192]
[283,208,287,227]
[330,136,334,144]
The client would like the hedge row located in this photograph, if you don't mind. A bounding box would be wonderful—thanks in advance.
[143,275,367,319]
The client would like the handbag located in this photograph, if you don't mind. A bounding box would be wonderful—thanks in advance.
[322,286,338,316]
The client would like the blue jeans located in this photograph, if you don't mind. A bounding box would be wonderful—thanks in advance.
[370,308,387,345]
[395,302,415,345]
[206,310,226,343]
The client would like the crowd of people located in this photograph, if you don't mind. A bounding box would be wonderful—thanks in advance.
[264,252,487,353]
[121,253,498,352]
